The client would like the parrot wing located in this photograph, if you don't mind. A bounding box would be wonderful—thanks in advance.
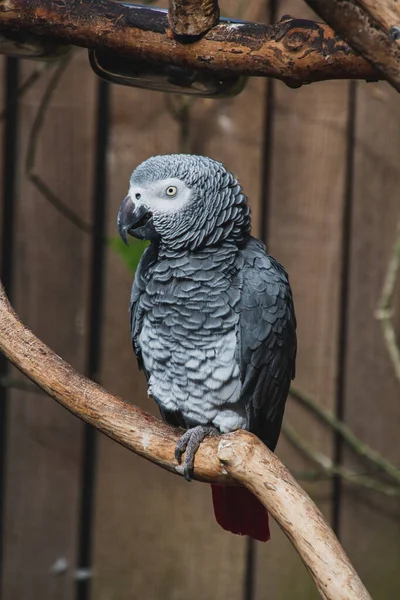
[129,244,157,378]
[237,237,297,450]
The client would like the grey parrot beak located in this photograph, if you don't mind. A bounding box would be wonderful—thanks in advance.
[117,195,157,244]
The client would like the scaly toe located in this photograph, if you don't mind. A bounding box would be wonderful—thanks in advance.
[175,426,220,480]
[174,445,183,465]
[183,461,193,482]
[174,429,192,465]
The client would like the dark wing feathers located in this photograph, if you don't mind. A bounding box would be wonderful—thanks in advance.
[129,244,157,377]
[237,238,297,451]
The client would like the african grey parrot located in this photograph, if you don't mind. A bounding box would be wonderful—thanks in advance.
[117,154,296,542]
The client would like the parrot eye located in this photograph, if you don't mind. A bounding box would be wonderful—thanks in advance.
[165,185,177,197]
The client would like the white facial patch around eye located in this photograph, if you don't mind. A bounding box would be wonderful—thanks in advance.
[129,178,192,214]
[149,178,192,213]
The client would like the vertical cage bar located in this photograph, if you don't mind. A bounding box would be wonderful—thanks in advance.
[332,80,357,535]
[0,57,20,587]
[76,78,110,600]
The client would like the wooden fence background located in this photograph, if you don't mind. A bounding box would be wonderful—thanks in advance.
[0,1,399,599]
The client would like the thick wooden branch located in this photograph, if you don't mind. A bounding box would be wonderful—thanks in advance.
[168,0,219,36]
[0,284,228,484]
[306,0,400,91]
[0,279,372,599]
[218,439,372,600]
[0,0,382,87]
[357,0,400,31]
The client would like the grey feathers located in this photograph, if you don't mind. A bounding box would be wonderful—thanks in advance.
[125,154,296,449]
[236,238,296,450]
[130,154,251,252]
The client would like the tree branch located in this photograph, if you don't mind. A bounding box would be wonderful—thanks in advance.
[168,0,219,36]
[0,1,382,87]
[0,280,372,599]
[218,437,371,600]
[0,284,227,483]
[305,0,400,91]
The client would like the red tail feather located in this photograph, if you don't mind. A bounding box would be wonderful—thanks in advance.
[211,484,270,542]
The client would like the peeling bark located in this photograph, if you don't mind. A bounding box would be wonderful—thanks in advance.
[306,0,400,91]
[0,0,382,87]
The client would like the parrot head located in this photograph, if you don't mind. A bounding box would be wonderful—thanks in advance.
[117,154,251,251]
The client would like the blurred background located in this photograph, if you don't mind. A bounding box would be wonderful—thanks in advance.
[0,1,400,599]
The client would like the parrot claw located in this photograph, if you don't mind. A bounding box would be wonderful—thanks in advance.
[174,426,219,482]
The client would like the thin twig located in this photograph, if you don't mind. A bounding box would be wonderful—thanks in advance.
[0,62,51,122]
[375,218,400,383]
[283,423,400,498]
[291,469,328,481]
[289,385,400,485]
[25,52,93,235]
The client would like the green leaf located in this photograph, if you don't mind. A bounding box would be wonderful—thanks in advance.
[108,236,149,273]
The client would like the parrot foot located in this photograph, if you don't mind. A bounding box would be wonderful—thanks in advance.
[175,426,219,482]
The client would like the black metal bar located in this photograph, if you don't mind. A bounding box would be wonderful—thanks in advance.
[332,80,357,535]
[259,75,275,246]
[243,536,255,600]
[0,56,20,587]
[259,1,278,246]
[76,78,110,600]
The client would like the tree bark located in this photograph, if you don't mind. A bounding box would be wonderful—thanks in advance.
[218,438,372,600]
[168,0,219,36]
[306,0,400,91]
[357,0,400,31]
[0,277,372,600]
[0,0,381,87]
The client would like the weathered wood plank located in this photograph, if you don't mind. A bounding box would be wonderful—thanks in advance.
[340,81,400,599]
[1,51,96,600]
[255,1,350,596]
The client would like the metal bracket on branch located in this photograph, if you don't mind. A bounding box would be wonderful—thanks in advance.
[0,0,382,87]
